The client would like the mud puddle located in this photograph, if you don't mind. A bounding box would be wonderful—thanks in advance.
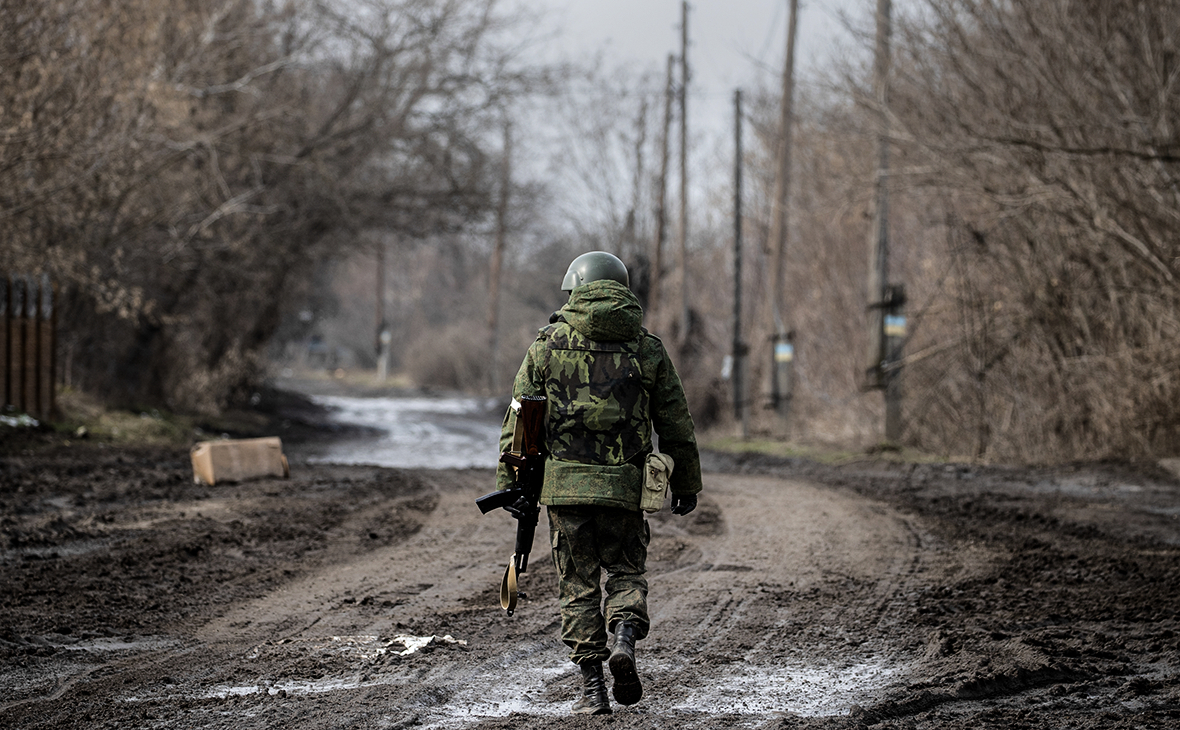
[671,659,908,718]
[112,640,904,727]
[304,395,503,469]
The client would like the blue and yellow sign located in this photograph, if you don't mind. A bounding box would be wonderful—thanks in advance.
[884,315,906,337]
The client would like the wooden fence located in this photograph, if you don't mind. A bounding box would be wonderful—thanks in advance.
[2,274,56,421]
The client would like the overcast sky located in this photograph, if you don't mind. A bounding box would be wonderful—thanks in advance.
[521,0,864,135]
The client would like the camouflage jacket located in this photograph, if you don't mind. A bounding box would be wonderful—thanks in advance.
[496,280,702,511]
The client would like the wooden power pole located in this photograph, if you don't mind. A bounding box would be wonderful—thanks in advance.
[677,0,690,345]
[624,97,647,263]
[649,54,676,333]
[767,0,800,417]
[488,119,512,393]
[732,89,749,438]
[375,237,388,380]
[864,0,905,443]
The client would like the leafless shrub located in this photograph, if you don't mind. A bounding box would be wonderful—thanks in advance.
[881,0,1180,459]
[402,321,490,391]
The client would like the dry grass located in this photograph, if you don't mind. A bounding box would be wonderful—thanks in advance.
[702,432,952,466]
[53,388,196,446]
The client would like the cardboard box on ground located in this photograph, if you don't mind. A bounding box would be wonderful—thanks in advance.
[191,437,290,486]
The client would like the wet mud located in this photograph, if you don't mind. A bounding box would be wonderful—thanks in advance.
[1,443,1178,729]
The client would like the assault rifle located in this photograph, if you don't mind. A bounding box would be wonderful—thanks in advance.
[475,394,546,615]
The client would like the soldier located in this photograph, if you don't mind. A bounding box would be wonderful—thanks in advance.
[495,251,703,715]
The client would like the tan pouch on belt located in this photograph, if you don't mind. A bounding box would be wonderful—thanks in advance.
[641,452,675,513]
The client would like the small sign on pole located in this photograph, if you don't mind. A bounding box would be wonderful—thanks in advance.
[884,314,906,338]
[883,285,906,443]
[771,331,795,416]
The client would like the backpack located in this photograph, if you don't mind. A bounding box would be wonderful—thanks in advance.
[543,323,651,465]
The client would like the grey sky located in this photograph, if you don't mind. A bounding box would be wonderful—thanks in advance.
[524,0,863,135]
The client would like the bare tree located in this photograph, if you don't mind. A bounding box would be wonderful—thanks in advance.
[545,64,660,270]
[0,0,541,413]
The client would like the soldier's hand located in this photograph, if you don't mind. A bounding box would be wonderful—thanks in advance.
[670,493,697,516]
[505,496,537,520]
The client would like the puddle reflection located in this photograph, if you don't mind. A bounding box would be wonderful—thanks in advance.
[305,395,503,469]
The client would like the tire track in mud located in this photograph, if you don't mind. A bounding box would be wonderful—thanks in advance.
[147,470,944,728]
[0,468,978,729]
[195,477,480,645]
[8,446,1178,729]
[638,473,945,722]
[170,470,575,728]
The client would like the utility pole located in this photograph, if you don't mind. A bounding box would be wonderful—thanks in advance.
[488,119,512,393]
[677,0,691,345]
[864,0,905,443]
[732,89,749,439]
[649,54,676,333]
[883,283,905,442]
[375,237,389,380]
[768,0,800,417]
[624,96,648,264]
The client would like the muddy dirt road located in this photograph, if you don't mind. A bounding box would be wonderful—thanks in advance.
[1,443,1179,729]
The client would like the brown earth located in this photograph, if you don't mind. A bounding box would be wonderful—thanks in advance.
[1,436,1178,729]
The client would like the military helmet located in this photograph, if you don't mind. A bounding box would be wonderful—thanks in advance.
[561,251,630,291]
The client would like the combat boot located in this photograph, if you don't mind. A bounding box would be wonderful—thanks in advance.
[608,622,642,705]
[571,661,611,715]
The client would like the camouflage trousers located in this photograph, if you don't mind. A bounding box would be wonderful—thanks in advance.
[547,505,650,665]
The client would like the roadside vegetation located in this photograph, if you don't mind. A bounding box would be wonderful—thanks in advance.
[1,386,294,454]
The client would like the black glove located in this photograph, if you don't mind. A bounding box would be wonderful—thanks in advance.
[670,493,697,515]
[505,496,537,520]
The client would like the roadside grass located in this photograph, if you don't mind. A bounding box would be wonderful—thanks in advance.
[50,388,197,446]
[1,388,279,450]
[2,370,396,455]
[702,434,954,466]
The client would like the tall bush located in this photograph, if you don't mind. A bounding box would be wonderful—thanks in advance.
[0,0,531,413]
